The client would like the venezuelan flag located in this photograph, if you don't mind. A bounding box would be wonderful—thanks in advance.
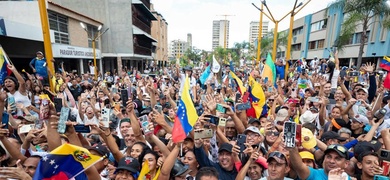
[380,56,390,71]
[262,53,276,85]
[247,75,266,118]
[382,56,390,89]
[33,143,103,180]
[0,47,12,84]
[229,71,246,94]
[172,75,198,143]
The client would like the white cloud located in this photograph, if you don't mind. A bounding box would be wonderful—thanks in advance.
[151,0,335,51]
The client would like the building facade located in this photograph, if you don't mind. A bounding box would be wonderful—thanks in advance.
[151,3,168,67]
[249,21,269,47]
[288,7,390,66]
[169,39,188,59]
[49,0,157,75]
[212,20,230,50]
[0,1,103,74]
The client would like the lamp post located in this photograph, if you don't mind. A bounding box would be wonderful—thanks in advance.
[252,3,264,62]
[80,22,109,80]
[286,0,311,61]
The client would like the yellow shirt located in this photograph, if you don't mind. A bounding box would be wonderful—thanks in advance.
[51,77,64,92]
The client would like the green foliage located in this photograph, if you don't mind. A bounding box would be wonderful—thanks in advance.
[327,0,390,68]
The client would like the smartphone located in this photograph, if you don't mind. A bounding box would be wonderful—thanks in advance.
[140,115,152,135]
[284,121,297,148]
[127,86,132,100]
[235,93,241,103]
[57,107,70,134]
[101,108,110,128]
[308,97,319,103]
[202,129,213,139]
[374,108,387,123]
[114,102,120,111]
[39,99,50,120]
[205,115,219,125]
[348,71,359,77]
[201,95,206,102]
[379,149,390,161]
[218,118,227,127]
[8,96,16,115]
[54,98,63,113]
[74,125,91,133]
[374,175,389,180]
[268,87,273,92]
[2,113,9,129]
[216,104,227,113]
[120,89,129,107]
[19,124,35,134]
[154,105,162,114]
[237,134,247,152]
[355,100,361,106]
[236,102,251,111]
[194,131,203,139]
[264,77,269,84]
[34,120,42,129]
[112,87,118,94]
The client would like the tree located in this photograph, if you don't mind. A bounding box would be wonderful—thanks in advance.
[258,31,288,58]
[327,0,390,68]
[233,41,250,59]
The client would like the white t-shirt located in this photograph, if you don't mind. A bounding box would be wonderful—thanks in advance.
[89,65,95,75]
[322,69,340,89]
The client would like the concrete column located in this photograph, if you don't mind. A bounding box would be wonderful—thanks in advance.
[117,56,122,77]
[349,58,354,68]
[99,58,103,76]
[79,59,84,74]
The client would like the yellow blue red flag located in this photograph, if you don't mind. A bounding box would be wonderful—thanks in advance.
[33,143,102,180]
[172,75,199,143]
[247,75,266,118]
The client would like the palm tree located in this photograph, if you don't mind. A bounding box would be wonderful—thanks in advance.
[327,0,390,68]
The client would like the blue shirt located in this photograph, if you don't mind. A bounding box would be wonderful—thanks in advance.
[307,167,351,180]
[30,58,48,78]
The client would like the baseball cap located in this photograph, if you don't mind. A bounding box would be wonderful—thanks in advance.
[354,141,382,161]
[87,144,110,158]
[299,151,314,160]
[301,128,317,149]
[324,144,349,159]
[275,109,289,122]
[248,118,260,125]
[309,106,319,113]
[218,143,233,153]
[36,51,43,55]
[332,118,351,130]
[321,131,346,142]
[300,110,318,124]
[171,160,191,177]
[267,151,288,165]
[115,157,140,174]
[255,156,268,169]
[351,114,369,125]
[244,126,261,135]
[357,88,368,94]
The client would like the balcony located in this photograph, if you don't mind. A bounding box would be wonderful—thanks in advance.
[133,16,151,34]
[140,0,150,9]
[134,44,151,56]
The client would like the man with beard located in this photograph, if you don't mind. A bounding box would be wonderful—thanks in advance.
[287,144,351,180]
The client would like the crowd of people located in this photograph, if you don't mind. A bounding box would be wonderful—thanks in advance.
[0,50,389,180]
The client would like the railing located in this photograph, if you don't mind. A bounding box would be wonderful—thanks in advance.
[132,16,151,34]
[134,44,151,56]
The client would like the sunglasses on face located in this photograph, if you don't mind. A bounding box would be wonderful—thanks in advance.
[266,131,280,136]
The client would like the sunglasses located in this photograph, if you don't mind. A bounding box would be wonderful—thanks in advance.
[268,151,287,162]
[268,99,274,102]
[327,144,347,154]
[266,131,280,136]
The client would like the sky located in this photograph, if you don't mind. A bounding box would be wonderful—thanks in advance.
[151,0,335,51]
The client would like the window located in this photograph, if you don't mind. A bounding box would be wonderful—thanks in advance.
[310,19,327,32]
[86,25,99,48]
[293,27,303,36]
[380,27,387,41]
[354,31,370,44]
[292,43,301,51]
[308,39,325,50]
[48,11,69,44]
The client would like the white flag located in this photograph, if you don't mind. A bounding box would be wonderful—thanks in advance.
[211,55,220,73]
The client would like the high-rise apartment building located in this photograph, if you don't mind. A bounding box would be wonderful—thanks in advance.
[151,3,168,66]
[187,33,192,50]
[249,21,269,47]
[169,39,188,59]
[212,20,230,50]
